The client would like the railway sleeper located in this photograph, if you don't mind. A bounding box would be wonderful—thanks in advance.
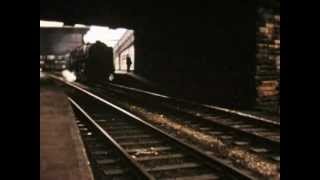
[198,127,213,131]
[231,124,254,129]
[160,173,220,180]
[103,168,128,176]
[100,173,133,180]
[95,158,120,165]
[120,141,165,149]
[113,134,153,140]
[107,129,145,135]
[233,141,250,146]
[250,128,272,132]
[151,165,219,179]
[109,132,147,137]
[116,137,158,144]
[207,131,224,135]
[135,154,185,162]
[139,156,194,169]
[86,143,107,150]
[126,146,172,154]
[254,132,279,136]
[100,121,131,126]
[102,126,137,131]
[250,147,270,153]
[145,162,200,172]
[92,150,110,156]
[118,140,162,146]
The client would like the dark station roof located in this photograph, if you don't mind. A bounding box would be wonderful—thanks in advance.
[40,27,89,32]
[40,0,279,28]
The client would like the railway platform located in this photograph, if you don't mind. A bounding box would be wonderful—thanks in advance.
[113,71,160,92]
[40,79,94,180]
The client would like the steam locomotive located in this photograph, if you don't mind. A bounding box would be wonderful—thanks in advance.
[68,41,115,83]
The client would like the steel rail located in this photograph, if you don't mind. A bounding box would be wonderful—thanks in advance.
[49,74,257,180]
[106,82,280,126]
[68,97,155,180]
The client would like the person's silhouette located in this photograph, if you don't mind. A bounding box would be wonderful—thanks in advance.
[126,55,132,72]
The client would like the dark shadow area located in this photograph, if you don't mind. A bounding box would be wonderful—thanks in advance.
[40,0,279,112]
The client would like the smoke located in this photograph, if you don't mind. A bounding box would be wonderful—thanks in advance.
[83,26,127,47]
[62,70,77,82]
[40,72,46,78]
[109,73,115,81]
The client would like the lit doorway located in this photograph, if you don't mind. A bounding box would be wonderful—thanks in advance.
[113,30,135,73]
[83,26,135,73]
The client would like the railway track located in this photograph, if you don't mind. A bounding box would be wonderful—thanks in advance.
[63,82,257,179]
[48,74,279,178]
[90,83,280,163]
[74,117,141,180]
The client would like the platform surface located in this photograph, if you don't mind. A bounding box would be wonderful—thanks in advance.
[40,81,94,180]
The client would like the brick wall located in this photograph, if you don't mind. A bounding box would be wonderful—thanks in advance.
[255,7,280,113]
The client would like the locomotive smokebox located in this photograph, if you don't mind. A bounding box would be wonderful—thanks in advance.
[69,41,115,83]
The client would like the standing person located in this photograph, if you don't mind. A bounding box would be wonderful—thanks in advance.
[126,55,132,72]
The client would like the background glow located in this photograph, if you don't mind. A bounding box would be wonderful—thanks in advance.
[40,20,64,27]
[61,70,77,82]
[40,21,128,48]
[83,26,127,47]
[74,24,87,28]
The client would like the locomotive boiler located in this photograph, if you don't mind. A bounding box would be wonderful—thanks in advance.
[68,41,114,83]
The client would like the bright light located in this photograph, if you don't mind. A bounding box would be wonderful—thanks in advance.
[109,74,115,81]
[83,26,127,47]
[61,70,77,82]
[74,24,87,28]
[40,20,64,27]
